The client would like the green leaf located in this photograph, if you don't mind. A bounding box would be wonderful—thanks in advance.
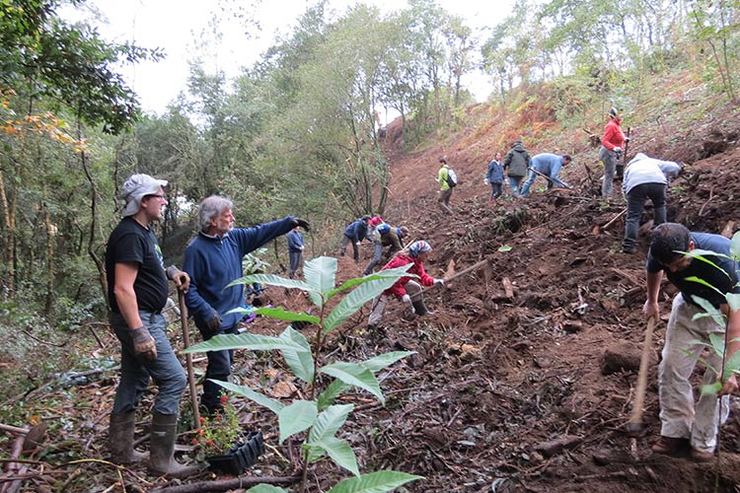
[700,381,722,396]
[325,265,417,300]
[326,470,424,493]
[690,295,727,327]
[308,404,354,443]
[278,400,317,444]
[498,245,513,252]
[681,250,732,279]
[279,326,314,383]
[184,333,310,354]
[304,256,337,306]
[730,231,740,261]
[726,293,740,312]
[320,362,384,404]
[209,380,284,415]
[708,332,726,357]
[360,351,415,373]
[246,486,288,493]
[317,380,350,411]
[686,276,727,297]
[227,273,317,293]
[323,266,413,334]
[314,436,359,476]
[254,307,320,324]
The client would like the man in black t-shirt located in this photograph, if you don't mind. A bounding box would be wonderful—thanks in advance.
[643,223,739,461]
[105,173,200,477]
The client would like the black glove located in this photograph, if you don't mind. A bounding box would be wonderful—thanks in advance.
[206,313,221,336]
[131,326,157,361]
[293,218,310,232]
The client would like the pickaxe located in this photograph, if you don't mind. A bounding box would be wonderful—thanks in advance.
[527,166,572,190]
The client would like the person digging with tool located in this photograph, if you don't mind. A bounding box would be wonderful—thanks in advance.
[362,223,409,276]
[599,107,628,198]
[503,140,531,197]
[367,240,444,329]
[644,223,739,461]
[519,153,572,197]
[621,153,682,254]
[105,174,201,477]
[183,196,310,415]
[339,215,371,263]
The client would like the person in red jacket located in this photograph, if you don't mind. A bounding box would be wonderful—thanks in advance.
[599,107,628,198]
[367,240,444,329]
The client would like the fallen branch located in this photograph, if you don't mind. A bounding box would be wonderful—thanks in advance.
[602,208,626,230]
[698,186,715,216]
[150,475,301,493]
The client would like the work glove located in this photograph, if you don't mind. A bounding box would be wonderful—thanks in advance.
[624,137,631,143]
[434,278,445,286]
[293,218,311,231]
[206,312,221,336]
[613,147,622,153]
[355,241,362,248]
[131,326,157,361]
[165,265,190,292]
[401,294,412,304]
[484,178,489,185]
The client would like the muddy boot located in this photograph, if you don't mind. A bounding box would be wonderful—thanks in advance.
[109,411,147,464]
[411,299,429,316]
[148,412,203,478]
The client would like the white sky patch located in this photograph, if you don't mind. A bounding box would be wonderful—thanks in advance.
[62,0,517,117]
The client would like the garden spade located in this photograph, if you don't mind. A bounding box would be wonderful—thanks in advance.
[626,316,656,438]
[178,291,201,429]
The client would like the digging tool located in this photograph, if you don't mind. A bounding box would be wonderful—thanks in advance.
[178,291,200,429]
[527,166,572,190]
[626,316,657,438]
[442,258,491,286]
[616,127,631,180]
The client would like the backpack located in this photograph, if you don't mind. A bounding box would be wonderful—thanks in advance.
[446,168,458,187]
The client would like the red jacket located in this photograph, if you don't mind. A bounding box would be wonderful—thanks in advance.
[601,118,625,151]
[382,253,435,298]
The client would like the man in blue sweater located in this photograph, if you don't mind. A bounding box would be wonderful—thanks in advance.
[519,153,571,197]
[339,215,370,263]
[183,195,309,414]
[286,225,305,278]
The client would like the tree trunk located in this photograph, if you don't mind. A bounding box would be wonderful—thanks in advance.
[0,167,16,294]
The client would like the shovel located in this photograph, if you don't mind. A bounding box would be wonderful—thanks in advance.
[178,291,201,429]
[625,316,656,461]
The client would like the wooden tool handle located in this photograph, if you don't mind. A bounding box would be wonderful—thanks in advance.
[629,317,656,426]
[178,291,201,428]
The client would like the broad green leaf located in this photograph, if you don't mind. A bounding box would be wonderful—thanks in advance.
[254,307,320,324]
[681,250,732,279]
[708,332,726,356]
[320,362,384,404]
[246,486,288,493]
[686,277,726,297]
[278,400,317,444]
[304,256,336,306]
[227,273,316,293]
[690,295,727,327]
[498,245,513,252]
[325,265,417,300]
[700,381,722,396]
[184,333,310,354]
[304,442,325,463]
[315,437,359,476]
[210,380,284,415]
[317,380,350,411]
[360,351,415,373]
[324,268,412,334]
[326,470,424,493]
[730,231,740,260]
[726,293,740,311]
[308,404,354,443]
[279,326,314,383]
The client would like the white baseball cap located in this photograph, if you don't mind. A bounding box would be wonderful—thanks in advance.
[121,174,168,217]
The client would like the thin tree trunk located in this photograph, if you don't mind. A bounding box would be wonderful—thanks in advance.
[0,167,16,293]
[43,206,55,315]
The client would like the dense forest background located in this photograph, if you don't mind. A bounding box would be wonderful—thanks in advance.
[0,0,737,400]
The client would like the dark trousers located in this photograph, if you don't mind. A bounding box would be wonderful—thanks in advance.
[340,234,360,262]
[490,182,502,199]
[289,250,303,278]
[199,324,239,413]
[624,182,667,250]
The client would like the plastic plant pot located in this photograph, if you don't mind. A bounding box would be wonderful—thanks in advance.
[206,431,265,475]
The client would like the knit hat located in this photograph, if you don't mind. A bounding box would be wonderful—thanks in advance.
[608,107,619,118]
[408,240,432,258]
[121,174,168,217]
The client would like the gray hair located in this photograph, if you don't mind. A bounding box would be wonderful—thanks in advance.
[199,195,233,232]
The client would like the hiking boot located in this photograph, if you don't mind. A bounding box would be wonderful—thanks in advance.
[622,246,637,254]
[651,436,690,457]
[690,447,715,462]
[411,299,429,316]
[149,412,204,478]
[109,411,147,464]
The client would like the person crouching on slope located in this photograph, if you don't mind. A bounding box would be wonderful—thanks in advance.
[367,240,444,329]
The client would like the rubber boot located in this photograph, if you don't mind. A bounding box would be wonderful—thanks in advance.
[109,411,147,464]
[411,298,429,316]
[148,412,203,478]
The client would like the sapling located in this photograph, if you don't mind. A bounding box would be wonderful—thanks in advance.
[185,256,424,493]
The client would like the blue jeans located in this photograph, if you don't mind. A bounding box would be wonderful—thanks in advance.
[199,323,240,413]
[599,146,618,197]
[508,176,524,196]
[111,311,187,415]
[288,250,303,277]
[624,182,666,250]
[519,170,538,197]
[363,240,384,276]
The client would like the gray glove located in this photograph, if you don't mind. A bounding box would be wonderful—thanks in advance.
[206,313,221,336]
[131,326,157,361]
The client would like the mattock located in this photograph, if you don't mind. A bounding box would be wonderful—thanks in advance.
[625,316,657,459]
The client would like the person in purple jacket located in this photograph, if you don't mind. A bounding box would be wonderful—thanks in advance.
[183,195,309,414]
